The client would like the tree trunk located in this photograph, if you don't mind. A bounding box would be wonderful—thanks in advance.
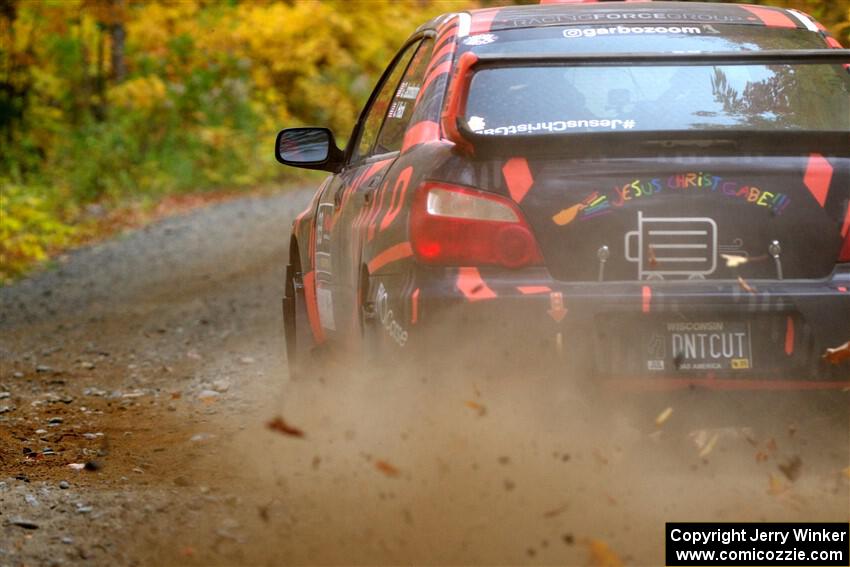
[109,0,125,83]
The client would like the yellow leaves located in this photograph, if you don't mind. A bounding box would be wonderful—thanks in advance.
[127,1,203,53]
[108,76,167,111]
[0,185,79,282]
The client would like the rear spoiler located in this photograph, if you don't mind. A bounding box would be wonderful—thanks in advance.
[442,50,850,155]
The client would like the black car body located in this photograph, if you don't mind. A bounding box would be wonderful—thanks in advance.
[278,0,850,389]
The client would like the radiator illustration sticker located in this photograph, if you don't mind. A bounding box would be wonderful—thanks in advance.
[625,211,718,280]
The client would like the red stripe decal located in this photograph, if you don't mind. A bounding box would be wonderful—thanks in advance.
[429,41,455,69]
[301,271,325,344]
[517,285,551,294]
[380,166,413,231]
[842,204,850,238]
[417,60,452,104]
[401,121,440,153]
[352,160,392,231]
[339,168,370,212]
[411,288,420,325]
[501,157,533,203]
[456,267,497,302]
[368,242,413,274]
[784,316,795,356]
[436,17,458,37]
[740,6,798,28]
[469,8,500,34]
[803,152,833,208]
[826,36,843,48]
[367,179,390,242]
[642,285,652,314]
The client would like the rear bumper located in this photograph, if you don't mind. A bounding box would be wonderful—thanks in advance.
[372,265,850,390]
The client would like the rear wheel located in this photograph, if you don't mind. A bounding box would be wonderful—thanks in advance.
[283,244,316,380]
[357,268,386,373]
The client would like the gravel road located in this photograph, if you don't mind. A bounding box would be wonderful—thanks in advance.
[1,188,848,566]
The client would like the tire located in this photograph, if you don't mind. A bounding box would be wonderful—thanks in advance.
[283,247,317,381]
[357,268,392,378]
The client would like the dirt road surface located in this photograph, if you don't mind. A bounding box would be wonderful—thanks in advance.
[1,188,848,566]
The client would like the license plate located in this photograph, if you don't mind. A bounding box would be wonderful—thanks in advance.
[644,321,753,372]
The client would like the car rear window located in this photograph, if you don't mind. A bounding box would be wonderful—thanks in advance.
[461,25,850,135]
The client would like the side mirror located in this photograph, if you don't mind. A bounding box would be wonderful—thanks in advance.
[275,127,344,173]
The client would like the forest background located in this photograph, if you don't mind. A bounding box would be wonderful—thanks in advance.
[1,0,848,281]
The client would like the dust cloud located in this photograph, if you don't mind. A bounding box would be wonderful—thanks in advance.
[145,316,850,566]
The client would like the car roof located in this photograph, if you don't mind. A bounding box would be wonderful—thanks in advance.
[417,1,817,35]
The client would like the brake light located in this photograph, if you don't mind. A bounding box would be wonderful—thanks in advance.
[410,182,543,268]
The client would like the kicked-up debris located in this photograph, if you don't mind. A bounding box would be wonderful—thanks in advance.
[822,341,850,365]
[654,407,673,427]
[464,400,487,416]
[266,416,304,438]
[586,538,624,567]
[737,275,756,294]
[374,460,400,478]
[543,503,569,518]
[778,455,802,482]
[767,473,789,496]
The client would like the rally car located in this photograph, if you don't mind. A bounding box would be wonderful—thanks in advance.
[277,0,850,389]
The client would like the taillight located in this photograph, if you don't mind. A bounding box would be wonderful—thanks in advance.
[410,182,543,269]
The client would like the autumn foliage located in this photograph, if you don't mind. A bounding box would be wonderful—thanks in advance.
[0,0,847,281]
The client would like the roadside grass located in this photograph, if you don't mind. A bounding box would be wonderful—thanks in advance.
[0,173,321,285]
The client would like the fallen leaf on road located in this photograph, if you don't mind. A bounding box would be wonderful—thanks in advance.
[586,539,624,567]
[464,400,486,416]
[170,391,182,400]
[655,407,673,427]
[822,341,850,364]
[375,460,399,477]
[266,417,304,438]
[738,276,756,294]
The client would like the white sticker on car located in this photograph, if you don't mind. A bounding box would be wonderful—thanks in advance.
[463,33,497,46]
[563,24,715,39]
[316,286,336,331]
